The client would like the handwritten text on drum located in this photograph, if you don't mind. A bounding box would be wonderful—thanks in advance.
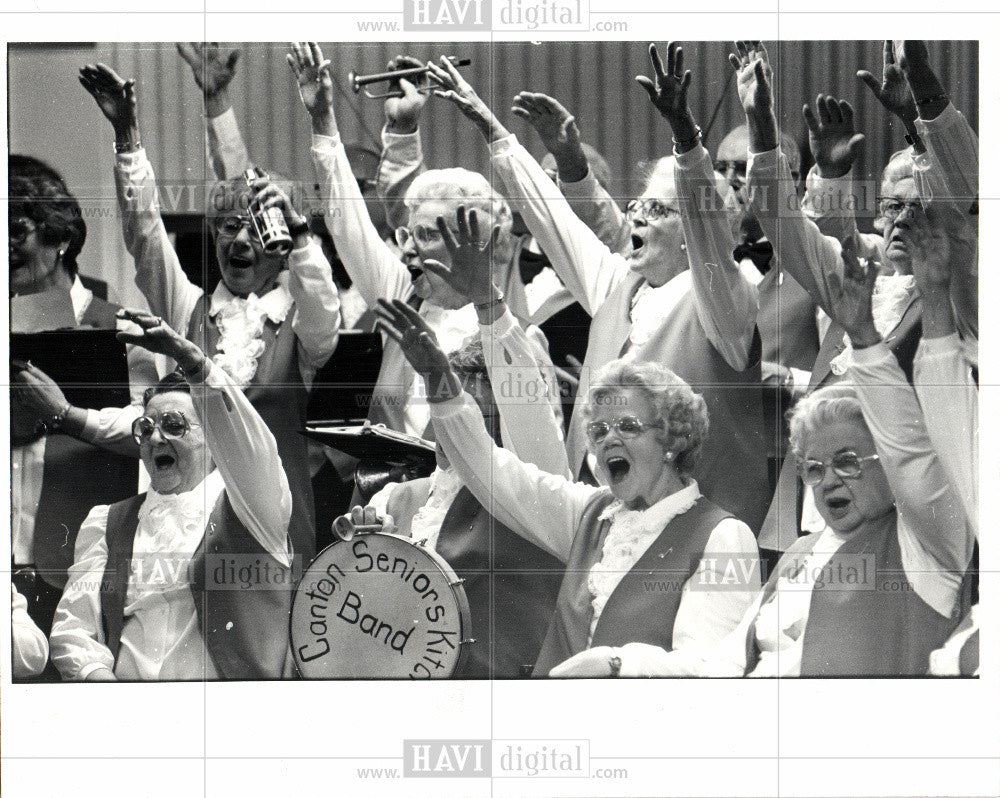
[292,535,467,678]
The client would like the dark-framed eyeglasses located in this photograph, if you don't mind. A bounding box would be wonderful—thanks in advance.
[625,198,678,223]
[394,224,445,250]
[586,416,663,445]
[876,196,923,222]
[215,214,255,238]
[796,451,880,486]
[9,216,37,245]
[132,410,200,446]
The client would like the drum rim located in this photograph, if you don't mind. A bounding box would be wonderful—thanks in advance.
[290,533,472,679]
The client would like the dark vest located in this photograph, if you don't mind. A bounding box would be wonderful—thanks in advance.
[32,295,139,590]
[566,273,770,533]
[756,270,820,372]
[746,514,965,676]
[758,293,924,552]
[533,491,733,676]
[100,490,293,679]
[389,482,564,678]
[187,295,315,560]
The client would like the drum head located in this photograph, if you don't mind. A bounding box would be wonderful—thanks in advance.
[291,533,471,679]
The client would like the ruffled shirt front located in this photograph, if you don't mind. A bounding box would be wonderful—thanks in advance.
[587,480,701,645]
[829,273,916,376]
[407,466,465,551]
[116,470,225,680]
[207,274,294,388]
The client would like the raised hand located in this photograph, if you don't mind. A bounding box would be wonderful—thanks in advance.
[11,362,70,420]
[510,91,585,179]
[249,177,307,235]
[177,42,240,101]
[116,309,205,373]
[420,206,501,307]
[827,239,880,348]
[896,204,953,292]
[857,41,917,127]
[79,63,137,133]
[287,42,335,131]
[729,40,773,117]
[384,55,429,134]
[425,56,509,142]
[635,42,692,128]
[803,95,866,179]
[332,504,397,542]
[892,40,948,120]
[374,299,460,401]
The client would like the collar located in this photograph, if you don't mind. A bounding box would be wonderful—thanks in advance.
[208,271,293,324]
[69,275,94,324]
[598,478,701,529]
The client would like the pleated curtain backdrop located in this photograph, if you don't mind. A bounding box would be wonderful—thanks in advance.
[106,40,978,221]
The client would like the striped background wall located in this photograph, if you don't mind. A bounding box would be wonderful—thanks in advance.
[9,41,978,302]
[108,39,978,197]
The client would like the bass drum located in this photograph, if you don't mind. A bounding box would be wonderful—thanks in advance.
[291,533,472,679]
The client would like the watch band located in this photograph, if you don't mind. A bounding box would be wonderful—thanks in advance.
[287,219,311,239]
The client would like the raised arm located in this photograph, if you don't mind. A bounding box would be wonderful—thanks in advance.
[826,250,972,610]
[177,42,251,180]
[428,57,629,316]
[639,41,757,370]
[903,207,978,532]
[117,310,292,565]
[80,63,202,333]
[512,91,631,254]
[898,41,978,210]
[249,174,341,380]
[375,298,595,562]
[419,206,570,477]
[734,45,845,318]
[289,43,413,308]
[377,56,429,231]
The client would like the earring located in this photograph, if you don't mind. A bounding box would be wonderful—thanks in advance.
[665,451,674,462]
[680,243,687,251]
[56,248,66,264]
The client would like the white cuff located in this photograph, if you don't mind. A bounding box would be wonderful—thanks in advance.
[77,662,113,681]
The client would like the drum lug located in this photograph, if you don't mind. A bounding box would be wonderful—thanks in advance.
[450,577,466,586]
[462,637,477,645]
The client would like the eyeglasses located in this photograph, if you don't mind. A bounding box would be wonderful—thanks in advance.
[394,225,445,250]
[132,410,200,446]
[9,217,36,245]
[585,416,663,445]
[796,451,880,486]
[876,196,923,222]
[215,214,255,238]
[625,199,678,223]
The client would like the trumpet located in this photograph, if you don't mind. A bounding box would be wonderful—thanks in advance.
[348,57,471,99]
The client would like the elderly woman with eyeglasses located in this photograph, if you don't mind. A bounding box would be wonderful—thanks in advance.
[426,44,771,534]
[80,62,340,562]
[290,43,561,465]
[49,310,294,681]
[377,299,760,678]
[699,243,973,677]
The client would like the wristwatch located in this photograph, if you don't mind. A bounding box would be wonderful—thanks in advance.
[41,402,72,434]
[608,653,623,678]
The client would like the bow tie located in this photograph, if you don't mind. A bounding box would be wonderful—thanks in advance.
[733,239,775,275]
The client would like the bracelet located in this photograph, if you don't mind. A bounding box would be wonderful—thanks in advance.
[672,123,702,149]
[474,290,504,312]
[113,138,142,154]
[42,402,72,434]
[915,93,948,107]
[608,654,623,678]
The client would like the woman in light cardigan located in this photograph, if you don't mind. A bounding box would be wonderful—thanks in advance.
[376,299,760,678]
